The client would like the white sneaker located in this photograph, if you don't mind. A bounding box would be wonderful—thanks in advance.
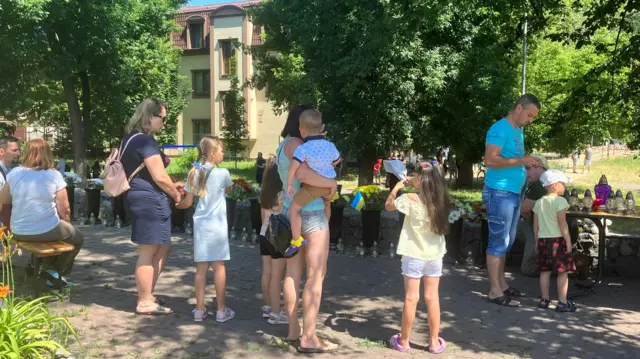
[261,305,272,318]
[267,310,289,325]
[216,307,235,323]
[193,307,208,322]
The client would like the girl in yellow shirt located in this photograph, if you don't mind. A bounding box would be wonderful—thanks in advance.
[384,163,450,354]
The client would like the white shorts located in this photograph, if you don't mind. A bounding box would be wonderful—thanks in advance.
[401,256,443,278]
[584,160,592,165]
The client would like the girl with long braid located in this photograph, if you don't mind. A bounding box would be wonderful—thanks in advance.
[177,136,235,322]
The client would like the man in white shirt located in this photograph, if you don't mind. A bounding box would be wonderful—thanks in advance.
[0,136,21,228]
[56,157,67,173]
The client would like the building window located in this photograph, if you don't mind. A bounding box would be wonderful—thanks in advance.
[192,70,210,98]
[192,119,211,144]
[219,39,236,77]
[189,23,204,49]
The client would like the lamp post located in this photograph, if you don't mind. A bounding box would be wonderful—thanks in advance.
[521,10,528,95]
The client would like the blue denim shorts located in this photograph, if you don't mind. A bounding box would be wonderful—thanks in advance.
[284,208,328,235]
[482,187,521,257]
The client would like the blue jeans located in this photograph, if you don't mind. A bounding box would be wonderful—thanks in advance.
[482,187,521,257]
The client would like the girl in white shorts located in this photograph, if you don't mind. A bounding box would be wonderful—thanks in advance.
[384,163,450,354]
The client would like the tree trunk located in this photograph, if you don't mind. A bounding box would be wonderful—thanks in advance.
[456,160,474,188]
[80,71,93,142]
[357,145,377,186]
[62,75,88,178]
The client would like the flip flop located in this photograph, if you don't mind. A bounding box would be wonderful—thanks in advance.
[297,341,338,353]
[503,287,525,298]
[489,295,520,307]
[389,334,411,352]
[135,305,174,316]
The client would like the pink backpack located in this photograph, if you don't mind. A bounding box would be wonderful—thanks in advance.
[101,133,146,196]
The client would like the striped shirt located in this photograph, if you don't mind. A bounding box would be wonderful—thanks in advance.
[260,192,285,236]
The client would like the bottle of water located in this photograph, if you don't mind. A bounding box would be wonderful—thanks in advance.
[230,226,236,241]
[251,232,258,243]
[358,241,365,257]
[336,238,344,254]
[389,243,396,259]
[115,215,122,229]
[88,213,95,226]
[185,221,193,235]
[241,227,249,242]
[372,241,379,258]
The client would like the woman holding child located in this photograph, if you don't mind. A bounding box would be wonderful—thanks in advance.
[274,105,339,353]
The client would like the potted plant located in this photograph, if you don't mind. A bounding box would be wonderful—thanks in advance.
[226,178,252,229]
[330,193,351,245]
[353,185,385,248]
[447,200,486,264]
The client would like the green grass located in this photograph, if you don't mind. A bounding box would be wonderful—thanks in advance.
[548,156,640,193]
[354,338,387,349]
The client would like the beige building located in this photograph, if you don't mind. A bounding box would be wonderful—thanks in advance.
[171,0,286,158]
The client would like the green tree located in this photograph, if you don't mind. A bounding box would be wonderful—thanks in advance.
[221,56,248,169]
[250,0,564,186]
[0,0,189,176]
[544,0,638,149]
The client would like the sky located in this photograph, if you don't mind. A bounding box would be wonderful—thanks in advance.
[187,0,241,6]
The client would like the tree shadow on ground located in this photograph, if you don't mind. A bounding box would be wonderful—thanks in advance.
[10,225,638,358]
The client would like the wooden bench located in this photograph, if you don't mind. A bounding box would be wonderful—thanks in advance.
[15,241,74,291]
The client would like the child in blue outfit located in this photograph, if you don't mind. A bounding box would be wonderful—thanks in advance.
[285,109,341,256]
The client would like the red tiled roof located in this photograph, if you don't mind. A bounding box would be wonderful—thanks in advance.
[172,0,263,49]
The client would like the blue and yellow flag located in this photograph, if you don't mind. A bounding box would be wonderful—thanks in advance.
[350,191,365,211]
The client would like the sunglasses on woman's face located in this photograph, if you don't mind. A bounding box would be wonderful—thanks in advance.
[154,114,166,121]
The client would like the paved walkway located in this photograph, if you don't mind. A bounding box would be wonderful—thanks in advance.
[17,226,640,359]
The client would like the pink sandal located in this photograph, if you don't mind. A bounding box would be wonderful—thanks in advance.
[389,334,411,352]
[428,337,447,354]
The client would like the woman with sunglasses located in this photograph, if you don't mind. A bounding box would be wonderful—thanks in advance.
[121,98,183,315]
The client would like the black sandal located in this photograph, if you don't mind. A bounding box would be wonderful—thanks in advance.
[538,298,550,309]
[556,301,577,313]
[503,287,525,298]
[489,295,520,307]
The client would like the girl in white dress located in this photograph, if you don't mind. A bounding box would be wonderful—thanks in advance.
[178,136,234,322]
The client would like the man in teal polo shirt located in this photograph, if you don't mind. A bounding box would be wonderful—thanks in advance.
[483,94,542,307]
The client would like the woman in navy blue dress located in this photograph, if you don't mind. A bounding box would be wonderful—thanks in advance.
[121,99,183,315]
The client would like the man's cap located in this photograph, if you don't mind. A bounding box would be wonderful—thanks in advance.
[531,154,548,169]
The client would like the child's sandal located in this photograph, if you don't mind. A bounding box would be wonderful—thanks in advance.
[389,334,410,352]
[538,298,550,309]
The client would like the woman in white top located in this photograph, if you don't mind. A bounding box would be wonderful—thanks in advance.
[0,139,84,287]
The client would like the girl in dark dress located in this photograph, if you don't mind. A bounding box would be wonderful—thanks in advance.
[121,98,184,315]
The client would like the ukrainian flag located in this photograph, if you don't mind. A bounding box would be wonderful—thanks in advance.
[351,191,365,211]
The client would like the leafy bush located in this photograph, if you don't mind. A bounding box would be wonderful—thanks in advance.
[1,231,78,358]
[172,148,198,172]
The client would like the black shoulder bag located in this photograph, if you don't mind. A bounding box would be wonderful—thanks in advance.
[267,142,293,256]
